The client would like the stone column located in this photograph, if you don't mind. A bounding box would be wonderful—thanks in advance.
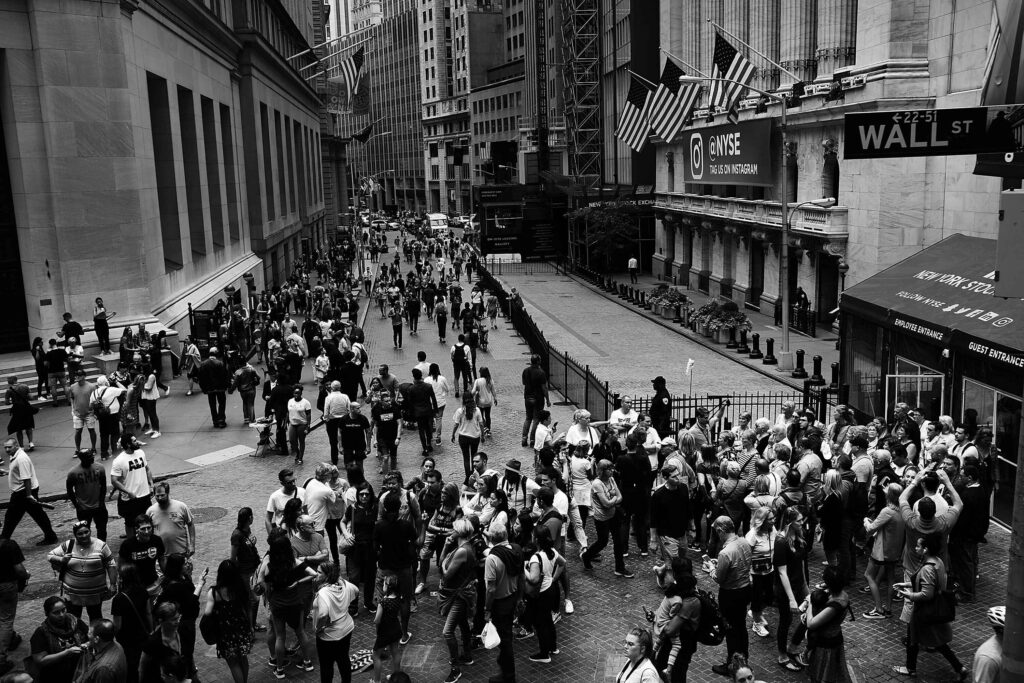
[816,0,857,78]
[780,0,818,86]
[749,0,781,93]
[700,0,724,81]
[682,2,703,75]
[724,0,749,45]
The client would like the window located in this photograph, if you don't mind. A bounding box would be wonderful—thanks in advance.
[962,379,1020,527]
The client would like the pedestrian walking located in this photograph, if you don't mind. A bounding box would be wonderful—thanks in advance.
[109,434,154,538]
[69,370,99,454]
[198,346,231,428]
[4,376,35,451]
[66,450,108,541]
[139,363,162,439]
[628,255,639,284]
[312,560,360,683]
[710,515,752,677]
[438,518,478,683]
[451,394,486,478]
[181,337,202,396]
[47,520,117,622]
[230,359,261,425]
[344,482,379,615]
[471,367,496,436]
[258,531,318,678]
[1,437,58,545]
[204,559,255,683]
[581,459,631,577]
[484,523,523,683]
[91,376,122,460]
[287,386,312,465]
[371,574,404,683]
[521,354,549,448]
[409,369,438,456]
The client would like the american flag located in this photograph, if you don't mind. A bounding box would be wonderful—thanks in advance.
[648,60,700,143]
[329,46,365,97]
[351,123,373,143]
[709,32,756,115]
[615,76,654,152]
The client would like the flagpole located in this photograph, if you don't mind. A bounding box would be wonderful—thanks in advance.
[707,19,801,82]
[286,24,376,61]
[300,37,372,74]
[626,69,658,89]
[658,47,709,78]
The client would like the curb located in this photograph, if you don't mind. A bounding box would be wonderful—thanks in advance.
[554,269,808,392]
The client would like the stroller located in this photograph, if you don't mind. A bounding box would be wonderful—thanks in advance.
[249,418,275,458]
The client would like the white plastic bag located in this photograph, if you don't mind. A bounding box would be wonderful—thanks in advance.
[481,620,500,649]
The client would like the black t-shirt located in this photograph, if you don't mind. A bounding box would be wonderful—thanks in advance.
[118,535,166,586]
[0,539,24,583]
[111,586,151,647]
[773,535,807,597]
[45,348,67,374]
[372,405,401,439]
[339,413,371,453]
[62,321,85,341]
[522,365,547,400]
[374,518,417,571]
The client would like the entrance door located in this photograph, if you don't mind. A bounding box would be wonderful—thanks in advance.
[884,373,945,423]
[817,255,840,327]
[747,239,764,309]
[0,118,30,352]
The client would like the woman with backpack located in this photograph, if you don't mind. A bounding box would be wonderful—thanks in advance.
[773,507,809,671]
[651,569,701,682]
[802,566,850,683]
[524,525,565,665]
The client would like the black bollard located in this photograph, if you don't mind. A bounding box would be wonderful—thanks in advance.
[737,329,750,354]
[673,304,683,323]
[809,355,826,384]
[749,332,763,359]
[726,327,738,349]
[762,337,777,364]
[830,362,840,389]
[792,349,808,379]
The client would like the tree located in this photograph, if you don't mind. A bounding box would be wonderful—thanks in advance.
[567,203,638,270]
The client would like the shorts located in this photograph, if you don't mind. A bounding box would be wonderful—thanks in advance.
[273,604,303,629]
[658,534,687,562]
[73,412,97,430]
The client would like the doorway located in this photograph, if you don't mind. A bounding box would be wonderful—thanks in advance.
[817,255,840,326]
[747,239,764,310]
[0,118,30,353]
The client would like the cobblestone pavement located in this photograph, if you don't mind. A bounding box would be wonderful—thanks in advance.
[495,270,789,400]
[1,255,1009,683]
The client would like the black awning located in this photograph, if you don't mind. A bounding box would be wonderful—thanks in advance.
[841,234,1024,370]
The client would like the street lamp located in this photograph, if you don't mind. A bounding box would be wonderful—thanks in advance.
[679,75,836,366]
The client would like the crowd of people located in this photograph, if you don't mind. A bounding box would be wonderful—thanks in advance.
[0,220,1010,683]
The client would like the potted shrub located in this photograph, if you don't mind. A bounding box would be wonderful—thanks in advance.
[707,299,752,344]
[693,300,720,337]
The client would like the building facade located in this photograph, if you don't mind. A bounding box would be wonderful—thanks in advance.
[335,0,425,213]
[0,0,325,352]
[652,0,1002,329]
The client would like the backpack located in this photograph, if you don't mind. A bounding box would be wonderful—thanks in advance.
[90,388,111,419]
[452,344,467,366]
[352,343,368,367]
[694,588,726,645]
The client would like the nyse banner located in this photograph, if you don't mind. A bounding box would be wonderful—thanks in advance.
[683,119,774,186]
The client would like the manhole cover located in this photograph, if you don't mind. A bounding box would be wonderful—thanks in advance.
[192,507,228,524]
[21,580,61,601]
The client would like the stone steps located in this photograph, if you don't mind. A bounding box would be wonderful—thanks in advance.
[0,358,104,414]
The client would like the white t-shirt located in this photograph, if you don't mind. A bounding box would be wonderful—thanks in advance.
[266,487,307,527]
[288,398,312,425]
[8,450,38,493]
[111,450,150,501]
[533,423,552,451]
[565,424,601,450]
[609,409,638,431]
[425,375,451,404]
[305,479,338,531]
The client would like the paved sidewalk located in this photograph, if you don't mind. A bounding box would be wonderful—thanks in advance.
[0,241,1005,683]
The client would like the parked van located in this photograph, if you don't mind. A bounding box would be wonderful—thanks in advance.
[427,213,450,235]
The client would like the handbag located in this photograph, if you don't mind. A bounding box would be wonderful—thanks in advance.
[912,561,957,624]
[337,525,356,554]
[199,608,221,645]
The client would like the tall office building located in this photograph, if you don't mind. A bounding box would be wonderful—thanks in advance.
[0,0,326,351]
[335,0,426,212]
[327,0,353,40]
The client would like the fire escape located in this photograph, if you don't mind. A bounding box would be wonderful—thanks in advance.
[559,0,601,195]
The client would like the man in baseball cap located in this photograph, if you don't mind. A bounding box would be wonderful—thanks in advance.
[650,376,671,436]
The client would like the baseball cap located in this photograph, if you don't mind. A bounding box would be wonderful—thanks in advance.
[652,375,666,384]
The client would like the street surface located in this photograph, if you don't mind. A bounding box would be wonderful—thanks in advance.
[1,246,1006,683]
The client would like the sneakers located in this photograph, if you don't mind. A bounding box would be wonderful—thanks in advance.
[444,667,463,683]
[415,582,425,595]
[862,608,889,620]
[400,631,413,645]
[458,652,474,665]
[513,626,534,640]
[26,443,34,452]
[614,569,636,578]
[551,611,562,624]
[752,621,770,638]
[528,652,551,663]
[295,660,314,672]
[550,648,560,655]
[564,599,574,614]
[859,585,873,594]
[150,431,161,439]
[273,667,286,679]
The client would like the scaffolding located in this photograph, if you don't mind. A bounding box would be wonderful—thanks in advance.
[560,0,601,193]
